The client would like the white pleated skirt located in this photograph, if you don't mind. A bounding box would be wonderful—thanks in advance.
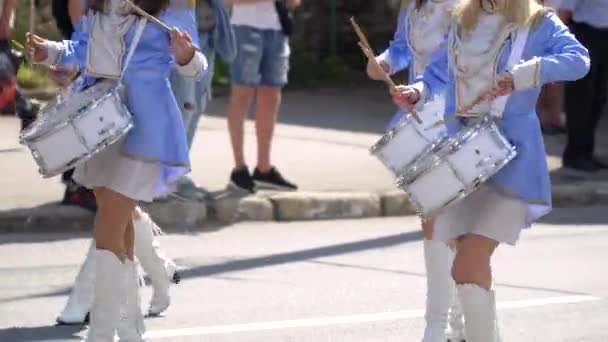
[73,137,163,202]
[433,184,528,245]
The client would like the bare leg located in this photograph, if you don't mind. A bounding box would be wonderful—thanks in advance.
[545,83,565,127]
[226,84,256,168]
[255,86,282,172]
[93,188,136,259]
[452,234,500,342]
[87,187,137,341]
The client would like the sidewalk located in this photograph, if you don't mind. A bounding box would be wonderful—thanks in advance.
[1,87,607,232]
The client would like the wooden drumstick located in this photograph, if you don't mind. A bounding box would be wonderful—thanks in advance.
[28,0,36,66]
[124,0,172,32]
[123,0,201,52]
[350,17,422,124]
[350,17,373,53]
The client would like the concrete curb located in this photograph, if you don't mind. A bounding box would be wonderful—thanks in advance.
[0,183,604,233]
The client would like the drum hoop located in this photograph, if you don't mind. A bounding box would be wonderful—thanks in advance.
[33,120,134,178]
[399,140,517,219]
[19,84,124,143]
[370,112,446,155]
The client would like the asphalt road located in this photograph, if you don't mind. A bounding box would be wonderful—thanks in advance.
[1,207,607,342]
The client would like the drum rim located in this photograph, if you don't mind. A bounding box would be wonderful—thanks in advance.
[398,116,498,183]
[402,147,517,219]
[32,120,134,178]
[18,80,123,143]
[396,116,518,218]
[369,112,447,154]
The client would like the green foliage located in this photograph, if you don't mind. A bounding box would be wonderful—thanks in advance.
[17,65,52,89]
[288,56,351,88]
[212,55,230,86]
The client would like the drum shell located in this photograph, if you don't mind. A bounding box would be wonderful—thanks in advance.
[20,86,133,178]
[370,97,447,177]
[398,117,517,218]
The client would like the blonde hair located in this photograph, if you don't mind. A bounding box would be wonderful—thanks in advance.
[453,0,551,34]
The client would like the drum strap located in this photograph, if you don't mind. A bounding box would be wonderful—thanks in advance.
[119,18,148,82]
[489,26,530,119]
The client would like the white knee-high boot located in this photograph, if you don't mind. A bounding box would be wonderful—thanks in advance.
[446,290,467,342]
[57,241,96,325]
[457,284,501,342]
[117,259,146,342]
[422,239,456,342]
[134,214,176,316]
[86,250,126,342]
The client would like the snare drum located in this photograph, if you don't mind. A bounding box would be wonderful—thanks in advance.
[370,96,447,176]
[398,116,517,218]
[19,79,133,178]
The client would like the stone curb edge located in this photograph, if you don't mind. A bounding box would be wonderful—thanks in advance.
[0,183,606,234]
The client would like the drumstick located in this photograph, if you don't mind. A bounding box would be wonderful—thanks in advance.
[124,0,172,32]
[123,0,201,52]
[357,42,396,88]
[350,17,372,52]
[28,0,35,66]
[350,18,422,124]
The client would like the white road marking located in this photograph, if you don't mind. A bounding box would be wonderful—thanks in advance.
[28,295,600,341]
[144,295,600,339]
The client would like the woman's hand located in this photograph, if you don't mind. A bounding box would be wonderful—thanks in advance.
[286,0,301,10]
[390,85,421,111]
[491,72,515,98]
[367,57,389,81]
[25,32,49,63]
[171,28,195,66]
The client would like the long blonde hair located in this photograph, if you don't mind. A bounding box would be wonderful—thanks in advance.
[453,0,551,34]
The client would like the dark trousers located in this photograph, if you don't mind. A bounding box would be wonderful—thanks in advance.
[564,22,608,161]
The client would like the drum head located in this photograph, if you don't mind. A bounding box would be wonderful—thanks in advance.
[20,79,118,142]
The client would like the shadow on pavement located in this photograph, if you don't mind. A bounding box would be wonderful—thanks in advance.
[539,206,608,225]
[175,230,423,282]
[0,324,84,342]
[0,229,424,304]
[206,86,396,135]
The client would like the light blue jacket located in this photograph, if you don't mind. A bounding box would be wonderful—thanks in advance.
[380,3,453,128]
[417,12,590,224]
[57,0,208,197]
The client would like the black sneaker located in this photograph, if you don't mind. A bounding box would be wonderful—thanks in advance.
[593,158,608,169]
[229,167,255,193]
[253,167,298,191]
[563,157,599,175]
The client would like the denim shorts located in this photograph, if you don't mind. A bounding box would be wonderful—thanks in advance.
[230,25,290,87]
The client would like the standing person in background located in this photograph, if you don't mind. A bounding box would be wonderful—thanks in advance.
[537,0,567,135]
[0,0,39,131]
[557,0,608,174]
[223,0,300,193]
[169,0,236,201]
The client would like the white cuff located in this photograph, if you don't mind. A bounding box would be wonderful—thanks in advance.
[43,41,64,66]
[177,51,207,78]
[511,57,541,90]
[376,52,392,74]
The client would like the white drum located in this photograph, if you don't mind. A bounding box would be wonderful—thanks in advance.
[370,96,447,176]
[398,116,517,218]
[19,79,133,178]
